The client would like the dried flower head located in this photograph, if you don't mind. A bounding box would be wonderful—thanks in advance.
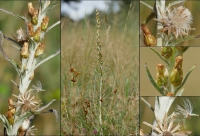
[176,99,199,119]
[13,90,41,114]
[155,6,193,39]
[32,80,46,92]
[143,112,191,136]
[13,28,28,42]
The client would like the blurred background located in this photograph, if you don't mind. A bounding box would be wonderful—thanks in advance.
[0,1,60,135]
[140,1,200,46]
[140,47,200,96]
[140,97,200,135]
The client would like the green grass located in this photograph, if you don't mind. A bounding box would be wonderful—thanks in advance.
[61,1,139,135]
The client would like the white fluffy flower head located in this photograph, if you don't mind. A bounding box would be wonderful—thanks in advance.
[155,5,194,39]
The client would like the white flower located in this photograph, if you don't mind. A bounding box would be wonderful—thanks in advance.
[155,5,194,39]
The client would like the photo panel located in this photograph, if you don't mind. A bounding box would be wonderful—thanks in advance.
[0,1,60,135]
[140,1,200,46]
[61,1,139,135]
[140,47,199,96]
[140,97,200,135]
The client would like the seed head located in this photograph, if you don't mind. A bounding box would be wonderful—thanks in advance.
[13,90,41,114]
[155,6,193,39]
[176,99,199,119]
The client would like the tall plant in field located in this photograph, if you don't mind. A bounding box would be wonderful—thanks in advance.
[0,1,60,135]
[140,0,199,46]
[61,2,139,135]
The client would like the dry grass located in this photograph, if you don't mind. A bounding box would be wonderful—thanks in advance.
[61,1,139,135]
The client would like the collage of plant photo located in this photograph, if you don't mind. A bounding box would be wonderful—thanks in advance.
[140,0,200,135]
[1,0,200,136]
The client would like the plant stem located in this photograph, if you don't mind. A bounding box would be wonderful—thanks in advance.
[156,0,165,46]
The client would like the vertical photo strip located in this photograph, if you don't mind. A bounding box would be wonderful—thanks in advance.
[140,0,200,136]
[61,0,139,135]
[0,1,60,135]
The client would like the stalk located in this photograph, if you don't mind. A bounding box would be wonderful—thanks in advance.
[156,0,165,46]
[96,9,103,135]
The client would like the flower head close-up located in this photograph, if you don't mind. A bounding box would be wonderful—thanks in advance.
[155,5,194,39]
[143,112,191,136]
[13,90,41,114]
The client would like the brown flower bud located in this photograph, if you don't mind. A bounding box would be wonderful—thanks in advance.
[28,22,34,37]
[74,71,81,77]
[8,98,15,109]
[35,43,45,57]
[21,42,29,58]
[71,78,76,82]
[156,64,167,88]
[166,92,174,96]
[41,16,49,31]
[6,111,14,125]
[141,24,156,46]
[33,27,41,42]
[174,56,183,69]
[70,68,76,73]
[161,47,173,59]
[28,2,38,17]
[170,56,183,87]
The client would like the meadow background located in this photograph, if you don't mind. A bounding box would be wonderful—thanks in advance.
[140,1,200,46]
[140,97,200,135]
[61,1,139,135]
[0,1,60,135]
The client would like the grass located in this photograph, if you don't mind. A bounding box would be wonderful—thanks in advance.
[61,1,139,135]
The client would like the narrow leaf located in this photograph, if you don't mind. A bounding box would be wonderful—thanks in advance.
[35,99,56,113]
[168,0,186,7]
[3,35,23,49]
[41,1,58,14]
[33,49,60,71]
[141,97,154,112]
[0,8,28,21]
[150,47,169,66]
[41,21,60,39]
[168,35,196,46]
[140,1,153,10]
[0,32,21,77]
[0,114,11,131]
[42,109,58,122]
[175,88,184,96]
[144,63,165,95]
